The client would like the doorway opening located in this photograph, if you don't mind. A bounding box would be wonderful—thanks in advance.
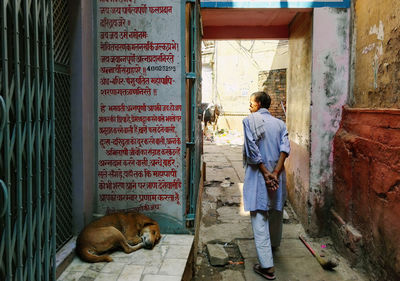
[199,8,314,236]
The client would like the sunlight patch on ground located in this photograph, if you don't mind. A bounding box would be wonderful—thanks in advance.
[205,129,244,146]
[237,182,250,217]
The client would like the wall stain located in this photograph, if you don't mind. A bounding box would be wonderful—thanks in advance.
[323,55,339,106]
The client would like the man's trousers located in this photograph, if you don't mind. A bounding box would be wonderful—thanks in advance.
[250,209,283,268]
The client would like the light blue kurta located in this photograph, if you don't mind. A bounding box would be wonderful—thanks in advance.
[243,108,290,212]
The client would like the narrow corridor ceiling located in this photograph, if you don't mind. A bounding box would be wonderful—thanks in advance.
[201,8,312,39]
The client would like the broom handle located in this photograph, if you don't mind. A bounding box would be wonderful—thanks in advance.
[299,236,317,257]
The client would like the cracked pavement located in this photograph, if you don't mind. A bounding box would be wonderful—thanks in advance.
[193,141,369,281]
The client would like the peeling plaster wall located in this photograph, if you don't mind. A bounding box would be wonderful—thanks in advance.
[352,0,400,108]
[309,8,350,235]
[286,12,312,230]
[287,9,351,236]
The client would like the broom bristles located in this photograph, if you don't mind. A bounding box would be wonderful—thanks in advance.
[317,255,338,270]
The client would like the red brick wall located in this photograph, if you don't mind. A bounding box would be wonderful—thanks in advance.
[259,69,286,122]
[333,107,400,280]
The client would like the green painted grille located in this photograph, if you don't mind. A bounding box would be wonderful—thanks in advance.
[53,0,72,252]
[54,71,72,251]
[0,0,71,280]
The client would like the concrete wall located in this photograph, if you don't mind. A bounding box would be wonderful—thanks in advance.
[308,8,350,235]
[70,0,96,233]
[286,12,312,230]
[332,0,400,279]
[287,8,351,236]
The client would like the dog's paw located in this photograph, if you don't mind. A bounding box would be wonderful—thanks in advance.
[105,256,114,262]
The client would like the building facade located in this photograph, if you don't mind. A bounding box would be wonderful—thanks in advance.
[1,0,399,280]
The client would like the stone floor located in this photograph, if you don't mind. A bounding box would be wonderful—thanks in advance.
[57,138,371,281]
[57,234,193,281]
[193,141,369,281]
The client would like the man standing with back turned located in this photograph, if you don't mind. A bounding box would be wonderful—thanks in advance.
[242,91,290,280]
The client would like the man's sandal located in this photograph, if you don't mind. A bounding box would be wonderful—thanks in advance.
[253,264,276,280]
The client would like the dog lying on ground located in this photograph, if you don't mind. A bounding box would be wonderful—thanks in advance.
[76,212,161,263]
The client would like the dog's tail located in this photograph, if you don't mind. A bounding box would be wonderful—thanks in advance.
[76,247,113,263]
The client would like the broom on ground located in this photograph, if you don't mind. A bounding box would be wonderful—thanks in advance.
[299,235,338,270]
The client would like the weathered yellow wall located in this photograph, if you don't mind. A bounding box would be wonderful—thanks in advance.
[286,12,312,228]
[353,0,400,108]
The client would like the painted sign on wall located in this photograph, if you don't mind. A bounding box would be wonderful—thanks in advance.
[96,0,183,223]
[201,0,350,8]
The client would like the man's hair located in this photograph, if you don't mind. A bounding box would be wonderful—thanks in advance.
[251,91,271,109]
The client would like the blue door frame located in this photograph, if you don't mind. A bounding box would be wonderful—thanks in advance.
[185,0,202,224]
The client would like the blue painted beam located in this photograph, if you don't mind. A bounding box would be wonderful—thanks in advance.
[200,1,350,8]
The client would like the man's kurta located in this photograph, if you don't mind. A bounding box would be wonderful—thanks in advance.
[242,108,290,212]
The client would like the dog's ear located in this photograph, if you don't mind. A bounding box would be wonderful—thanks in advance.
[137,222,156,230]
[140,215,157,227]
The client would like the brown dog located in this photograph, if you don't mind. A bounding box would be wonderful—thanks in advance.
[76,212,161,263]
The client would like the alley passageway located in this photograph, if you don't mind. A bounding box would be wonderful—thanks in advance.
[194,140,368,281]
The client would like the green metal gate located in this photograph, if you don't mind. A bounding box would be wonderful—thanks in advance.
[0,0,72,280]
[53,0,72,253]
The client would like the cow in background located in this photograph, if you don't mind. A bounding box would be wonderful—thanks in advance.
[200,103,221,140]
